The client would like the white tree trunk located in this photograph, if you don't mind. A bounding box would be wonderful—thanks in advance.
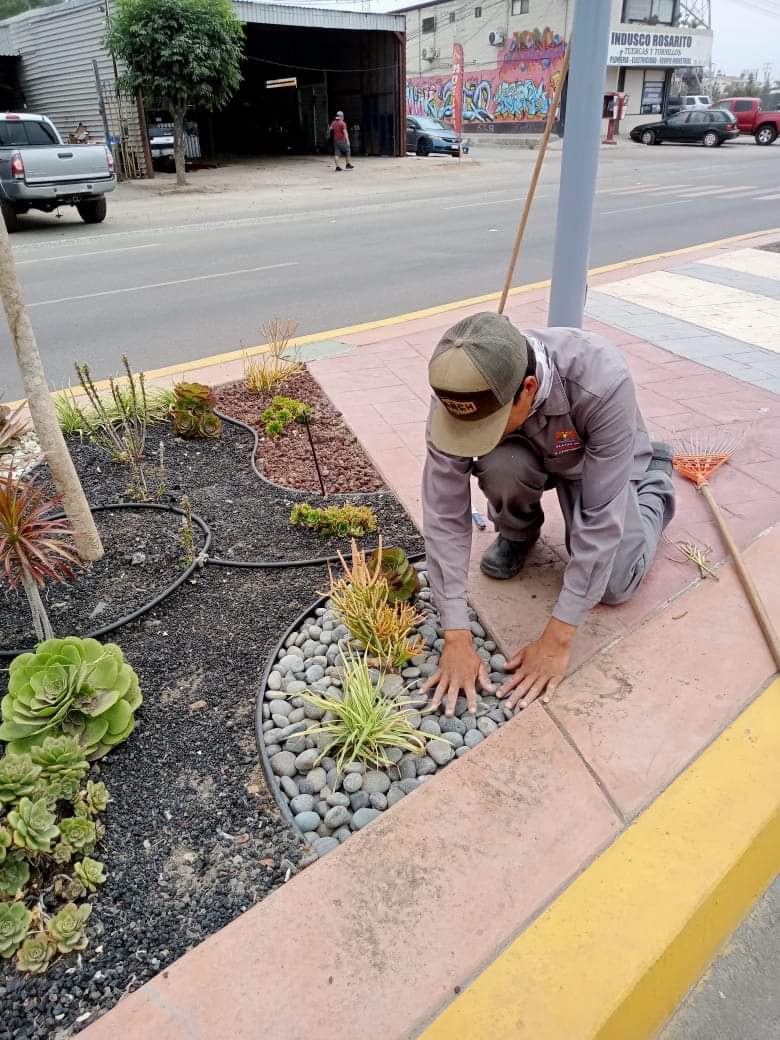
[0,217,104,561]
[20,567,54,642]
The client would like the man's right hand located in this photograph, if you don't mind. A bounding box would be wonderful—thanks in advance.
[420,629,494,717]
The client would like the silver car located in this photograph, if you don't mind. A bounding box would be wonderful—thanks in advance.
[406,116,468,157]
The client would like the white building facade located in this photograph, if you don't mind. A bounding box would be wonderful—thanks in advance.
[403,0,713,136]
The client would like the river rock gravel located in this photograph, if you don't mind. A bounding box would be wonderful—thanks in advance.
[259,565,512,857]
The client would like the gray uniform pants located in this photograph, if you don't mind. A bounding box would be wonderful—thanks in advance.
[474,438,675,606]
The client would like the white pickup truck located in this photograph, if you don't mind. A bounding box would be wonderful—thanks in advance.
[0,112,116,232]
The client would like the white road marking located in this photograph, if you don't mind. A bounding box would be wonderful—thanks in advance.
[676,185,757,198]
[753,192,780,201]
[15,243,161,265]
[702,247,780,281]
[27,262,298,308]
[599,199,692,216]
[442,195,548,210]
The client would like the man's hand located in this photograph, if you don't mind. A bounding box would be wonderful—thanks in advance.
[497,618,576,710]
[420,629,493,717]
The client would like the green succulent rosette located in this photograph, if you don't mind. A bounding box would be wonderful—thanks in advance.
[0,637,142,760]
[0,753,41,803]
[47,902,91,954]
[7,797,59,852]
[0,855,30,896]
[15,933,53,974]
[0,901,32,958]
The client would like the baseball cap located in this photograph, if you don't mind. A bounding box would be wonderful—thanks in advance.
[336,110,344,118]
[428,312,529,457]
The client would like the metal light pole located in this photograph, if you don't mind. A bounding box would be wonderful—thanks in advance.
[547,0,612,328]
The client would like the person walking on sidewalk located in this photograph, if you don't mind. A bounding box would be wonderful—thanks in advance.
[330,111,354,171]
[420,311,676,715]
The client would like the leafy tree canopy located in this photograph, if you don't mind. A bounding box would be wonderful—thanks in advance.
[106,0,244,113]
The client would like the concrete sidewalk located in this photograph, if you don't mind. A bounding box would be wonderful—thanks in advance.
[77,229,780,1040]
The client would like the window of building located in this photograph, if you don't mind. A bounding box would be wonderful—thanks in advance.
[641,72,666,114]
[449,10,455,21]
[474,6,482,17]
[422,15,435,32]
[622,0,676,25]
[511,0,530,13]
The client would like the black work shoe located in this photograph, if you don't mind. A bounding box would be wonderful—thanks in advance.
[648,441,673,477]
[480,533,540,580]
[346,163,354,169]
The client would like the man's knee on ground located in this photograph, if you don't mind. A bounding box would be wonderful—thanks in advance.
[475,441,544,502]
[601,556,648,606]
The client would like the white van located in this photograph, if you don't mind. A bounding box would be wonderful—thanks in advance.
[680,95,712,111]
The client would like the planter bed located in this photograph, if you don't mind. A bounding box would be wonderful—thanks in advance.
[215,370,384,494]
[257,565,510,858]
[0,404,422,1038]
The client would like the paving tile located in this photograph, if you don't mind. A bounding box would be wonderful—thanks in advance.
[326,383,420,408]
[739,457,780,494]
[374,396,430,425]
[395,421,426,456]
[549,527,780,819]
[685,391,780,424]
[649,372,745,402]
[369,444,423,492]
[80,709,619,1040]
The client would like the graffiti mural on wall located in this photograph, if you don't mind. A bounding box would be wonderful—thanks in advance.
[406,27,565,126]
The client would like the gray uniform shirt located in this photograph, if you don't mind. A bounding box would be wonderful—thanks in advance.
[421,327,652,630]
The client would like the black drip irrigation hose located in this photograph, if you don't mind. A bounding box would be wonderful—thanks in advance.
[0,503,212,661]
[255,551,427,833]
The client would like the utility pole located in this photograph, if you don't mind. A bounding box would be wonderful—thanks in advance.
[547,0,612,328]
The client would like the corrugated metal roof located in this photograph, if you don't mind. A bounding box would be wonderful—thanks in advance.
[0,24,17,55]
[231,1,404,32]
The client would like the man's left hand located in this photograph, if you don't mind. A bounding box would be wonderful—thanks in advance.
[497,619,575,710]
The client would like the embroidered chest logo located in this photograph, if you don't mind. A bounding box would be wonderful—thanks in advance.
[553,428,583,455]
[441,397,477,416]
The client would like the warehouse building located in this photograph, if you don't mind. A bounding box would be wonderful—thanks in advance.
[401,0,713,137]
[0,0,406,177]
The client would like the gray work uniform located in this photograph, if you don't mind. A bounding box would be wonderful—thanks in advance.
[421,327,676,630]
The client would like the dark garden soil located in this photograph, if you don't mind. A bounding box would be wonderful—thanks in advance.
[215,370,385,494]
[0,415,423,1039]
[0,508,195,653]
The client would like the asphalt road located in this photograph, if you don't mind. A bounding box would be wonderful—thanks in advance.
[1,138,779,398]
[660,874,780,1040]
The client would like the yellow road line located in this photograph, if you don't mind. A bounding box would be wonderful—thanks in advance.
[420,677,780,1040]
[7,225,780,409]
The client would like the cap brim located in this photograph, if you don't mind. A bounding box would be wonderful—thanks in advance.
[430,399,512,458]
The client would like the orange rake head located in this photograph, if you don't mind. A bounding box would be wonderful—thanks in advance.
[672,429,744,489]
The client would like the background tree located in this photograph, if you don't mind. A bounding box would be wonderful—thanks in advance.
[0,221,103,563]
[106,0,243,186]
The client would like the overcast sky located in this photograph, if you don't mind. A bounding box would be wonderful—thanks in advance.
[710,1,778,78]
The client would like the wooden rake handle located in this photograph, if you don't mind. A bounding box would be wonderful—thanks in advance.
[700,482,780,671]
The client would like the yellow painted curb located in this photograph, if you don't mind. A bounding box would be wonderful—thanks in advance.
[420,677,780,1040]
[7,225,779,410]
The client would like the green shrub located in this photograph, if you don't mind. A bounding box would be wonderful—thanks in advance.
[0,735,109,974]
[0,637,142,760]
[289,502,377,539]
[261,395,313,438]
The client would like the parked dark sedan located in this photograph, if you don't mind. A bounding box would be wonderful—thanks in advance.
[406,116,468,157]
[630,109,740,148]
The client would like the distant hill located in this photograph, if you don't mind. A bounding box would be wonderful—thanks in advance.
[0,0,62,21]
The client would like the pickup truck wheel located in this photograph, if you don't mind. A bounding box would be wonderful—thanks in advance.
[1,200,19,233]
[77,197,107,224]
[755,125,777,146]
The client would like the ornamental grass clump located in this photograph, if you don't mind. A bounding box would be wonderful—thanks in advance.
[0,473,82,641]
[299,648,432,772]
[328,540,423,669]
[244,318,302,394]
[0,735,109,974]
[290,502,377,539]
[0,636,142,760]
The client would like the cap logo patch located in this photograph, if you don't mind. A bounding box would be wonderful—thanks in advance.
[440,397,477,416]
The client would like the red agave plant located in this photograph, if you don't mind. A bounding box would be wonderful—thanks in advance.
[0,471,81,641]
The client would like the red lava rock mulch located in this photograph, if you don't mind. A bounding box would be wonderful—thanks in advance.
[215,369,385,494]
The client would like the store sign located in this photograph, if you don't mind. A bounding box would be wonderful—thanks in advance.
[607,29,711,67]
[266,77,297,89]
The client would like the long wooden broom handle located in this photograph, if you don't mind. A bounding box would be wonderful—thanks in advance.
[498,46,571,315]
[700,482,780,670]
